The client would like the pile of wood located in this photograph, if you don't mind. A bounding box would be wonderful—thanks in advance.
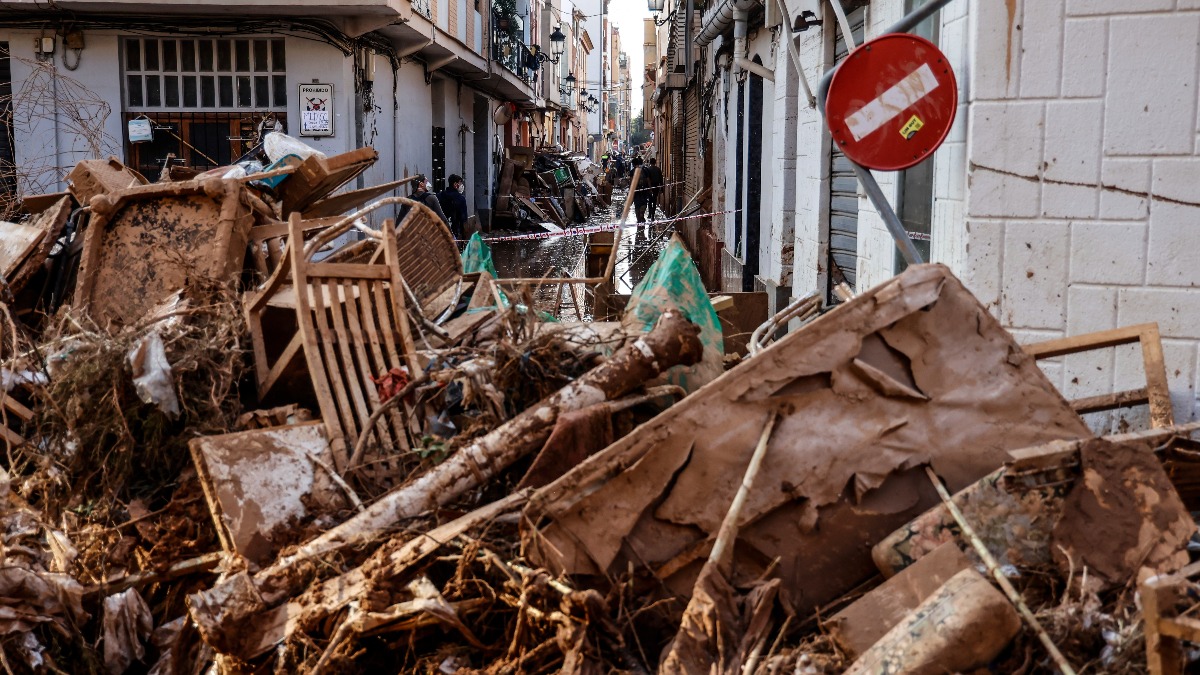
[0,144,1199,674]
[493,148,605,228]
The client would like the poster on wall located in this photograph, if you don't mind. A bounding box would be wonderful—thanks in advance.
[298,83,335,137]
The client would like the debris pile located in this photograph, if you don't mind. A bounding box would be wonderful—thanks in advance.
[492,147,606,229]
[0,136,1198,674]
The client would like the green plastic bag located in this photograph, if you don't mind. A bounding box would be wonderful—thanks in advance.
[461,232,499,278]
[622,237,723,392]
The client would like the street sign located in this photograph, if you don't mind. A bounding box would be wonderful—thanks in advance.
[824,33,957,171]
[298,83,335,137]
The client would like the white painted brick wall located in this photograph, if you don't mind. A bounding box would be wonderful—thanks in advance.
[953,2,1200,422]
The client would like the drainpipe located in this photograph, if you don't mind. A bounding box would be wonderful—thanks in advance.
[733,8,774,81]
[696,0,774,82]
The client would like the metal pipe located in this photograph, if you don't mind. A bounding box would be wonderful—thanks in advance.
[733,8,776,81]
[696,0,759,48]
[885,0,957,35]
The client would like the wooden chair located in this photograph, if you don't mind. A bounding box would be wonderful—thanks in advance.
[287,212,421,472]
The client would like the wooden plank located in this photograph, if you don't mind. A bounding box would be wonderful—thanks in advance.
[1144,576,1185,675]
[8,196,71,295]
[276,147,379,215]
[21,191,71,215]
[259,336,304,399]
[308,262,391,281]
[301,176,418,219]
[1,395,34,422]
[1069,388,1149,415]
[710,295,734,312]
[0,221,45,280]
[383,224,422,378]
[1159,616,1200,643]
[1140,324,1176,429]
[324,278,368,447]
[1023,324,1149,359]
[355,279,408,453]
[289,215,349,465]
[341,281,396,451]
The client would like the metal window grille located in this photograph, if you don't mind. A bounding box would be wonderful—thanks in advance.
[122,37,287,112]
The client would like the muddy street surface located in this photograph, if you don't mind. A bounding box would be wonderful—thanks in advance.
[490,187,670,296]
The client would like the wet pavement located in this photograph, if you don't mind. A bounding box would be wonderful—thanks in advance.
[490,188,670,299]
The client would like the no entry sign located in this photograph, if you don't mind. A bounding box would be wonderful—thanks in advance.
[824,33,957,171]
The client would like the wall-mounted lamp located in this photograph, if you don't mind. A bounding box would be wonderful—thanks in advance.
[648,0,672,26]
[531,25,566,66]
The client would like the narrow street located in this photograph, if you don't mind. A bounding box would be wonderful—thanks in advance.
[490,186,670,298]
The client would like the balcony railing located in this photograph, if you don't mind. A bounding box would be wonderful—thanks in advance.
[491,20,534,84]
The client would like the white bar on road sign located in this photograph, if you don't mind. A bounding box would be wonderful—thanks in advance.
[844,63,940,143]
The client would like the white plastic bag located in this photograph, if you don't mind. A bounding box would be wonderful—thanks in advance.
[264,132,327,163]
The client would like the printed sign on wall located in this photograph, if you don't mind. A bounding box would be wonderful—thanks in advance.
[299,83,335,137]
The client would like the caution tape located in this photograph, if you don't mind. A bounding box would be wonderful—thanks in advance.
[472,209,740,244]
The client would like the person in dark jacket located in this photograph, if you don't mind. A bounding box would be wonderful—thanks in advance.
[398,174,448,227]
[436,174,469,240]
[640,158,664,222]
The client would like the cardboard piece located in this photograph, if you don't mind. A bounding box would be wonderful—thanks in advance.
[524,264,1089,616]
[190,422,342,566]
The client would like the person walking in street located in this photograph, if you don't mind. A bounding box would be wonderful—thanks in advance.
[614,153,626,180]
[399,174,449,228]
[632,156,656,224]
[437,174,469,241]
[641,158,664,222]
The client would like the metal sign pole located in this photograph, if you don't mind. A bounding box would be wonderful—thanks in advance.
[814,0,960,267]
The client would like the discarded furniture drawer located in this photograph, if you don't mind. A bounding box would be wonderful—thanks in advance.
[67,156,148,205]
[523,264,1090,617]
[275,146,378,215]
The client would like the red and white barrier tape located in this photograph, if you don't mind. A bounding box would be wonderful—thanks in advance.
[469,208,739,244]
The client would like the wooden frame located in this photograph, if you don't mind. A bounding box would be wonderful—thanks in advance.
[1024,323,1174,428]
[276,147,379,216]
[289,212,420,469]
[1142,561,1200,675]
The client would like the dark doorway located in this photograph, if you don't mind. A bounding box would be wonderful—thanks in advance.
[744,56,764,292]
[0,43,15,209]
[473,96,491,228]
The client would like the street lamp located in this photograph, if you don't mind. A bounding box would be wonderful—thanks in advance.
[559,73,576,97]
[532,25,566,66]
[648,0,672,26]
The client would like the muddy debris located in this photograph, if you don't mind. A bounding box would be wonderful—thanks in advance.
[0,138,1198,674]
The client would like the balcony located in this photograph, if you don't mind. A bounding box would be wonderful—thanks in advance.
[491,21,535,85]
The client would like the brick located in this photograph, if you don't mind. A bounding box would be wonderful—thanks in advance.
[967,167,1041,219]
[969,0,1022,101]
[1146,202,1200,286]
[1042,183,1098,219]
[1104,15,1200,156]
[960,219,1004,310]
[1118,287,1200,340]
[1062,286,1119,401]
[1061,18,1107,98]
[1069,222,1146,285]
[1067,0,1173,14]
[1044,100,1102,183]
[1100,159,1151,220]
[1152,158,1200,204]
[1000,221,1069,330]
[1020,0,1063,99]
[969,101,1045,176]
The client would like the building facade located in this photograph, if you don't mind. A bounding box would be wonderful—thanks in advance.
[653,0,1200,424]
[0,0,604,227]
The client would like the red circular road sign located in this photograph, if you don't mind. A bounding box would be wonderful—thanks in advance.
[825,33,957,171]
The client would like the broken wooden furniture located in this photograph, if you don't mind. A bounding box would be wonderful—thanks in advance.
[1025,322,1174,428]
[74,177,256,327]
[66,157,148,205]
[1142,562,1200,675]
[523,264,1091,617]
[275,146,379,216]
[0,195,71,302]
